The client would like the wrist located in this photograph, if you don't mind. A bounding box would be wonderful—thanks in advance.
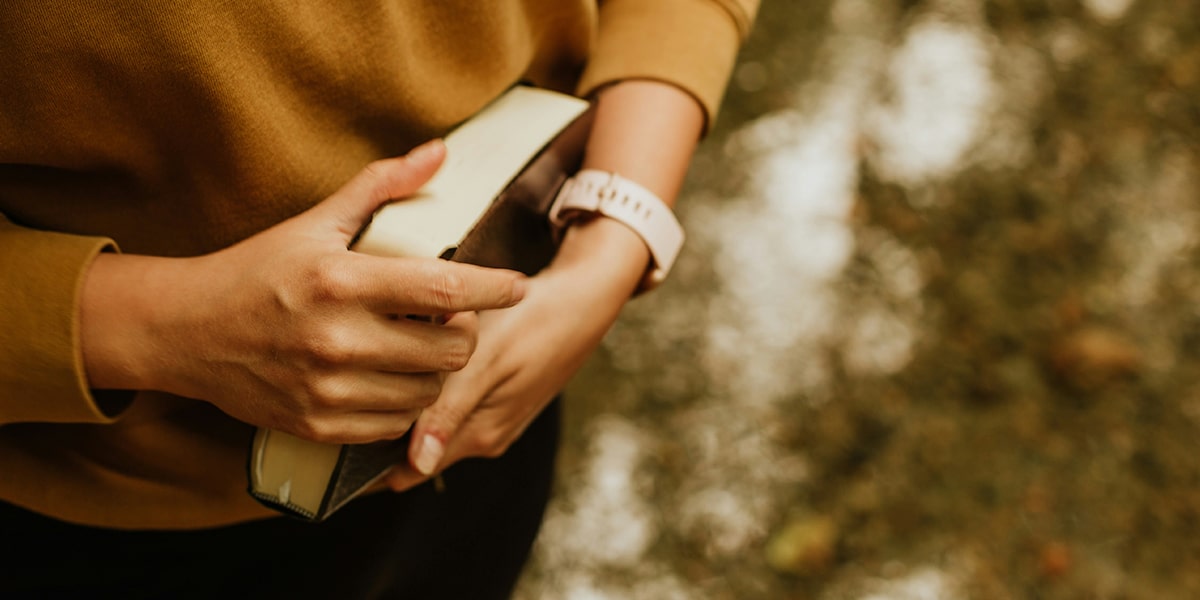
[549,216,650,296]
[80,253,193,393]
[550,169,685,293]
[567,80,701,295]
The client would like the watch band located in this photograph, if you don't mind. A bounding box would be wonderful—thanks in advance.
[549,169,685,292]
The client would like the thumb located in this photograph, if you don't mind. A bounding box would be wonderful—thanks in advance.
[307,139,447,243]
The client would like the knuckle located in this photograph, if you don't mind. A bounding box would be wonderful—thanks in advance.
[480,442,509,460]
[439,334,474,371]
[360,159,397,191]
[413,375,444,408]
[307,256,354,304]
[428,268,467,309]
[362,159,387,180]
[294,418,338,444]
[466,431,509,459]
[390,410,421,436]
[302,325,357,367]
[300,374,349,409]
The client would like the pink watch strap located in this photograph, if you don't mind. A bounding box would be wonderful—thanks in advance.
[549,169,685,292]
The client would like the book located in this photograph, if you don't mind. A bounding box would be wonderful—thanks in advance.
[247,86,594,521]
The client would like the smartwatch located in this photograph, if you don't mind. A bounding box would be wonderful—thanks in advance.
[549,169,685,293]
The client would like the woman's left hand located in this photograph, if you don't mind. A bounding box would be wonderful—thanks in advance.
[382,217,649,491]
[383,79,704,492]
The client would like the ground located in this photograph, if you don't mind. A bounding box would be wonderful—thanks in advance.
[518,1,1200,597]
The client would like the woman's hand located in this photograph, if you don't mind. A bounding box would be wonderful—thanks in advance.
[383,79,706,490]
[383,218,649,490]
[80,141,528,444]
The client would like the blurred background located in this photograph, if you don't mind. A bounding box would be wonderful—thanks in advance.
[518,0,1200,597]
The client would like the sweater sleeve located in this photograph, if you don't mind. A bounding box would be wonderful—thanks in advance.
[0,213,133,424]
[577,0,760,127]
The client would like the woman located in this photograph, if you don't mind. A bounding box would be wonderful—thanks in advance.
[0,1,758,597]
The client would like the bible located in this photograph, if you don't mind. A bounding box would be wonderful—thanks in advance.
[247,86,594,521]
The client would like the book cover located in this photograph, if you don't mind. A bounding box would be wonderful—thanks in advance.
[247,86,594,521]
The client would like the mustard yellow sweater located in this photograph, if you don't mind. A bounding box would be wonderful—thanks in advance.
[0,0,757,529]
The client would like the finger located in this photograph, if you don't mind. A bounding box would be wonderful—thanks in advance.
[304,309,479,373]
[347,254,526,314]
[382,464,429,493]
[292,408,422,445]
[304,370,443,414]
[406,355,498,476]
[305,140,447,242]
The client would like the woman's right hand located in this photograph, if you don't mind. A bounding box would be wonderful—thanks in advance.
[79,140,527,444]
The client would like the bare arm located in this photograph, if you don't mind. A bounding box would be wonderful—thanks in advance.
[390,80,705,482]
[77,141,528,444]
[552,79,705,294]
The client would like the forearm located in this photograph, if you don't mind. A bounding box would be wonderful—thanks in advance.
[80,252,189,392]
[582,80,704,204]
[394,81,706,479]
[551,80,705,291]
[71,148,532,444]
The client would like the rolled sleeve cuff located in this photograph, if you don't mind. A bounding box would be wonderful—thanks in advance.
[577,0,756,129]
[0,216,133,424]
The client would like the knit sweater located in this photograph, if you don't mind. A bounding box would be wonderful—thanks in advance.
[0,0,757,529]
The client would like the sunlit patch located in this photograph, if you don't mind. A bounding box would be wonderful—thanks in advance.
[550,570,700,600]
[841,230,924,376]
[1114,148,1199,309]
[844,308,918,375]
[533,452,705,600]
[670,404,810,558]
[677,487,766,556]
[535,416,657,568]
[698,32,883,405]
[1082,0,1135,23]
[857,567,964,600]
[1046,21,1090,68]
[864,19,996,187]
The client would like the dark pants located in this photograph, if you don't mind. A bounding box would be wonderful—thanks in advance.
[0,401,560,600]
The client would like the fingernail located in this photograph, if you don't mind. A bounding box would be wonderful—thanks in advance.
[407,139,444,163]
[414,434,444,475]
